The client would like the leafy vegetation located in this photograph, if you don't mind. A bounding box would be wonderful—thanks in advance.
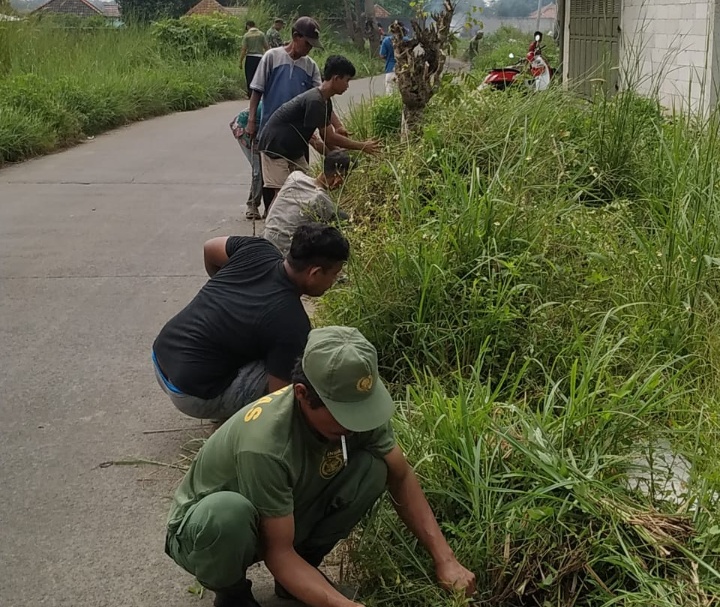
[153,13,248,58]
[321,74,720,606]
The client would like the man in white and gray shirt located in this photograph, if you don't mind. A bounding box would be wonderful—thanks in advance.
[263,151,351,256]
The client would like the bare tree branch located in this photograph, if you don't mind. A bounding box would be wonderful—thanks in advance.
[391,0,457,133]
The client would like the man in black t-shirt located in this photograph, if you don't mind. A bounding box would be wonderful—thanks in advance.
[151,223,350,422]
[257,55,381,204]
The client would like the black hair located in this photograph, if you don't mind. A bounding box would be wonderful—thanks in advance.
[534,31,543,39]
[323,150,352,176]
[323,55,356,81]
[287,223,350,271]
[291,359,325,409]
[246,20,256,28]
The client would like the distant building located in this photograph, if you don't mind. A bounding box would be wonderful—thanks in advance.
[103,1,119,18]
[33,0,104,17]
[32,0,120,19]
[185,0,247,18]
[374,4,390,18]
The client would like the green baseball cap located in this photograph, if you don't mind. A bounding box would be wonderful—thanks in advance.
[302,326,396,432]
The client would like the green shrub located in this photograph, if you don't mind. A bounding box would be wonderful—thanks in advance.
[153,14,244,59]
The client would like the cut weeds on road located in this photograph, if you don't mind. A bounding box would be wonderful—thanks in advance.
[318,76,720,606]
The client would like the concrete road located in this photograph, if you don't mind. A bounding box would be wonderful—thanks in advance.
[0,75,383,607]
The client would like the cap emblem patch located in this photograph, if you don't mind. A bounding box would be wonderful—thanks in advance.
[356,375,373,393]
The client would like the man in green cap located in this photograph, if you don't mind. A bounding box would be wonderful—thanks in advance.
[266,17,285,48]
[165,326,476,607]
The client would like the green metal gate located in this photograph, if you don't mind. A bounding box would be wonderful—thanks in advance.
[567,0,622,96]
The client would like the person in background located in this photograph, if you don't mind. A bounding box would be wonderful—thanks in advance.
[230,103,265,220]
[379,20,408,94]
[266,17,285,48]
[263,150,351,256]
[246,17,351,208]
[246,17,349,142]
[468,29,484,61]
[240,21,269,97]
[245,17,354,213]
[256,55,380,204]
[151,224,350,423]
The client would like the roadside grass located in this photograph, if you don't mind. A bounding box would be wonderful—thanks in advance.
[319,73,720,605]
[0,15,382,166]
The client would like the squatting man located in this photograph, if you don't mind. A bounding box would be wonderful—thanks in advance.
[164,326,476,607]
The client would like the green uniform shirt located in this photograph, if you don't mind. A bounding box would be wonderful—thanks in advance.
[242,27,267,56]
[266,27,283,48]
[168,386,396,529]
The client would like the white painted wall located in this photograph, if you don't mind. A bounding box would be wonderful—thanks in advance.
[620,0,716,113]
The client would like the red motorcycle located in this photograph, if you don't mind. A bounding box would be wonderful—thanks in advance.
[478,32,554,92]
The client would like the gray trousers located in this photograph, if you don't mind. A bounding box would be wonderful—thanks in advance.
[154,362,268,421]
[239,142,263,211]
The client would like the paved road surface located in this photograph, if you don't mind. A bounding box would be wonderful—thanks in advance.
[0,75,383,607]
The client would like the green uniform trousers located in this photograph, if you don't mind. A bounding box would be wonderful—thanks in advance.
[165,450,388,592]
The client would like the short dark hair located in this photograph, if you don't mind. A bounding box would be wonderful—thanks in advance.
[287,223,350,271]
[246,20,256,28]
[323,55,356,81]
[291,359,324,409]
[323,150,351,176]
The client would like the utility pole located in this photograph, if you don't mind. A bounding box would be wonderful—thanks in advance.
[535,0,543,31]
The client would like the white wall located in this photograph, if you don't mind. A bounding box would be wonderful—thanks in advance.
[620,0,716,113]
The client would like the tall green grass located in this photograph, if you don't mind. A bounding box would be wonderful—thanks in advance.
[320,77,720,605]
[0,22,242,163]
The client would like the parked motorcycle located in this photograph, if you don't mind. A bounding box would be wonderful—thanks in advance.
[478,32,554,92]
